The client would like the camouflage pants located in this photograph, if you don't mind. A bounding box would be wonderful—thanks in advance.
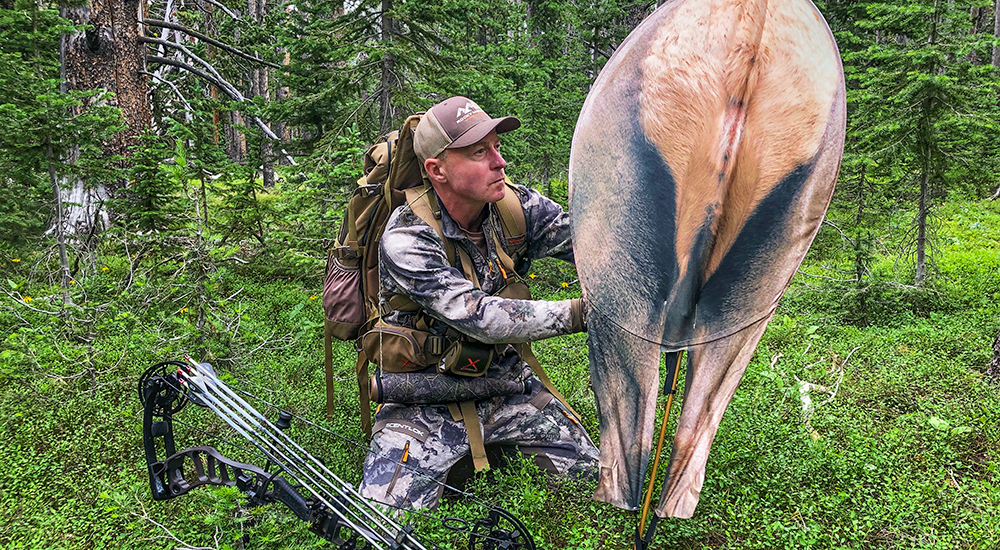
[359,369,599,510]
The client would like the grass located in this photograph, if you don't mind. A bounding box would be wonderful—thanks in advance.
[0,199,998,549]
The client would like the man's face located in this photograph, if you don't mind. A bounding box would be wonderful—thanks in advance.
[436,130,507,208]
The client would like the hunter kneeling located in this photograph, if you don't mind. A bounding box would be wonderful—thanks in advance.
[359,96,598,509]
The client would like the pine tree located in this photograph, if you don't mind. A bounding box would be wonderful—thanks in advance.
[846,0,1000,285]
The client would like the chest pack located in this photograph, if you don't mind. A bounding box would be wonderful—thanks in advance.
[322,115,579,471]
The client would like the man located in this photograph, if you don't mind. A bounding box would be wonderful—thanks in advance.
[359,96,598,510]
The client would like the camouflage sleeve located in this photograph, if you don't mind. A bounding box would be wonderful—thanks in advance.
[380,210,577,344]
[515,185,575,264]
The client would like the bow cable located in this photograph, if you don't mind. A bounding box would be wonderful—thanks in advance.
[146,357,538,549]
[180,358,423,550]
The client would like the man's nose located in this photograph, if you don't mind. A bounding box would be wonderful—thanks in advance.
[491,148,506,170]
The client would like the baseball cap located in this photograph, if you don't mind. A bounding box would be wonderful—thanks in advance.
[413,96,521,162]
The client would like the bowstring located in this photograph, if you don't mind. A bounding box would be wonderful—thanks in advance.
[179,359,420,550]
[161,361,527,549]
[155,186,538,546]
[197,359,538,547]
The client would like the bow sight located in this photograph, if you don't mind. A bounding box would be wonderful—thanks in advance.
[138,357,536,550]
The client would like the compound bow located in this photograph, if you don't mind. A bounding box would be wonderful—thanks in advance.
[139,357,536,550]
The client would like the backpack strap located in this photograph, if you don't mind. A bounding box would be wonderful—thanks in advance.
[386,183,576,471]
[356,350,372,436]
[514,342,582,423]
[325,321,335,421]
[494,179,528,260]
[459,401,489,471]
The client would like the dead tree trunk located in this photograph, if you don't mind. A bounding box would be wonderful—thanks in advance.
[60,0,150,234]
[249,0,274,187]
[379,0,396,134]
[916,142,929,285]
[275,48,291,164]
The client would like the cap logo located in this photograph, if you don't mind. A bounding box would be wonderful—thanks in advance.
[455,101,484,124]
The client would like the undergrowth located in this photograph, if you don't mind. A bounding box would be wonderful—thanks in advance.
[1,199,998,549]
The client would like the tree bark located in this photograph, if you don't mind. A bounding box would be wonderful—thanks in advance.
[60,0,150,234]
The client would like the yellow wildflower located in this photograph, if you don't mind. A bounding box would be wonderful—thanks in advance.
[310,295,317,300]
[102,266,109,271]
[180,308,188,313]
[23,296,32,303]
[529,273,536,279]
[69,280,76,285]
[561,282,569,288]
[11,258,20,263]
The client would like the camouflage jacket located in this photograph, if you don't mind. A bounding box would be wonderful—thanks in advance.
[378,184,577,348]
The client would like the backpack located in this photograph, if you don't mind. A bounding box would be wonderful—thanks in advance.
[321,115,527,419]
[322,115,577,468]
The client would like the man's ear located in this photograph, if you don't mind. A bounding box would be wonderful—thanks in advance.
[424,157,447,185]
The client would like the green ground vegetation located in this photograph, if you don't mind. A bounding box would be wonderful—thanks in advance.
[0,195,997,549]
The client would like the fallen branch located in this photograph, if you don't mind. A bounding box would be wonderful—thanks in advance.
[0,287,61,316]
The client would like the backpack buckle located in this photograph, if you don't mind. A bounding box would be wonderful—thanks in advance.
[359,183,382,197]
[336,246,359,259]
[425,335,445,357]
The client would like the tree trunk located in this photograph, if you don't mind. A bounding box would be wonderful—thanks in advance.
[915,115,930,286]
[47,141,72,298]
[915,7,940,286]
[966,7,985,63]
[855,163,867,289]
[275,46,291,165]
[249,0,275,187]
[60,0,150,234]
[380,0,396,134]
[225,110,248,162]
[542,153,551,197]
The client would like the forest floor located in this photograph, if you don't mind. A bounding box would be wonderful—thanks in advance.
[1,198,998,549]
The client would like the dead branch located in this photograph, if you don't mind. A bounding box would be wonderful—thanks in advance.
[145,55,297,165]
[200,0,244,22]
[140,70,193,117]
[0,287,61,315]
[142,19,280,69]
[130,493,222,550]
